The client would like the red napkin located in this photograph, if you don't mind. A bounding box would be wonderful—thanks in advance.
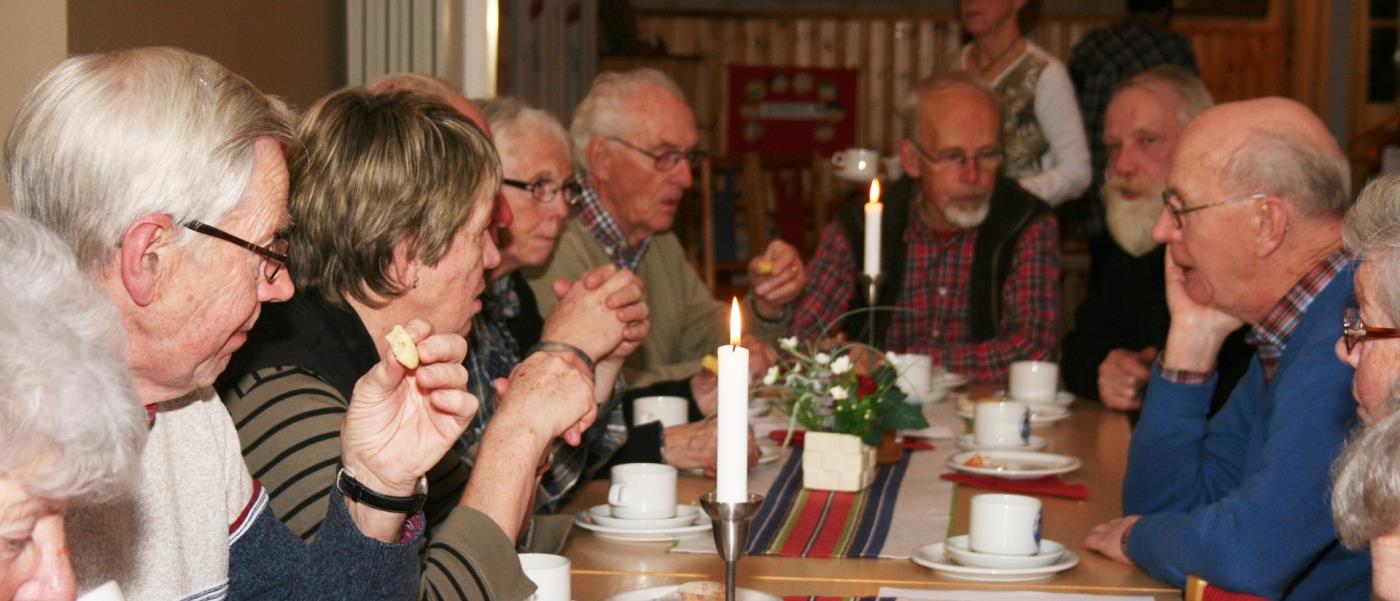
[939,473,1089,499]
[768,429,935,451]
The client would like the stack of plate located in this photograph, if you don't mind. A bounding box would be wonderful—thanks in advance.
[910,535,1080,582]
[572,504,712,542]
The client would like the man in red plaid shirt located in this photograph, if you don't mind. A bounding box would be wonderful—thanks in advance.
[791,71,1059,382]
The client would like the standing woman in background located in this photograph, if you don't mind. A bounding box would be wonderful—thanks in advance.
[960,0,1091,206]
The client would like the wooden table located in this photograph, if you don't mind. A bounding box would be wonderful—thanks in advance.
[555,398,1182,600]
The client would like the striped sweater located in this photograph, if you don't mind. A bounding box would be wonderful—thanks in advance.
[218,293,537,601]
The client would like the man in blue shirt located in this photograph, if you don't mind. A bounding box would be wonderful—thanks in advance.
[1082,97,1370,599]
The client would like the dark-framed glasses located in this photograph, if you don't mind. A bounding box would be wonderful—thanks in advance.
[183,220,289,283]
[503,177,583,206]
[910,140,1002,171]
[606,135,707,171]
[1343,306,1400,352]
[1160,190,1267,229]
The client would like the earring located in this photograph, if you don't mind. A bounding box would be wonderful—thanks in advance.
[413,274,420,288]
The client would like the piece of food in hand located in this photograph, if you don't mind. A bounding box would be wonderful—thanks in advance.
[701,354,719,374]
[386,325,420,369]
[754,258,774,275]
[676,581,724,601]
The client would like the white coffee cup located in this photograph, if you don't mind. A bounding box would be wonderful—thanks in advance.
[633,395,689,428]
[1009,360,1059,404]
[969,493,1042,555]
[608,463,677,519]
[831,147,880,181]
[519,553,571,601]
[892,353,932,402]
[974,400,1030,447]
[882,155,904,180]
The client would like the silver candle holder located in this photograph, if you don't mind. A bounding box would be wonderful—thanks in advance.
[857,272,885,347]
[699,492,764,601]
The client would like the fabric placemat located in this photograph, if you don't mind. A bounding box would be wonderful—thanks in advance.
[673,445,955,559]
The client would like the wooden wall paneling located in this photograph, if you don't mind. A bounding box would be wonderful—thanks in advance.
[817,20,840,67]
[869,19,891,151]
[794,20,815,66]
[892,20,915,154]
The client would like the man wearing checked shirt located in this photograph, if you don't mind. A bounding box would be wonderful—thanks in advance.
[1083,97,1370,599]
[791,70,1060,382]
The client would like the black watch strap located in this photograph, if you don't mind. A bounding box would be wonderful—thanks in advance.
[336,467,428,514]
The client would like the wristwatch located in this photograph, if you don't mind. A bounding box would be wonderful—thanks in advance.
[336,467,428,514]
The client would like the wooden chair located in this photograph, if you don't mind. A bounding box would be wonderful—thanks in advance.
[1185,575,1269,601]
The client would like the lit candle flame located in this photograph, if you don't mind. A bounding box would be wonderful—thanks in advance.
[729,297,742,346]
[868,179,882,205]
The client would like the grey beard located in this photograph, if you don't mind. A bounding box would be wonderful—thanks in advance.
[1104,185,1163,257]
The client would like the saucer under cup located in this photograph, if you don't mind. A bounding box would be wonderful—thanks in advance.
[944,535,1064,569]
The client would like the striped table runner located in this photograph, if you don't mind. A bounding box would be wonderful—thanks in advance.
[745,449,911,558]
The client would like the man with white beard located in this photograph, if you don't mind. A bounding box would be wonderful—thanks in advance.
[792,71,1060,382]
[1062,66,1252,412]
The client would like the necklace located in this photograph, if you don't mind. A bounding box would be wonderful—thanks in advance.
[973,37,1022,77]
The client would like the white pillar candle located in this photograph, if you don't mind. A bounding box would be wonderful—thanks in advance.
[863,179,883,277]
[716,298,749,502]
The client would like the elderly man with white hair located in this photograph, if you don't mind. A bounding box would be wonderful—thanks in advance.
[1061,66,1252,414]
[526,68,798,472]
[0,213,147,601]
[5,47,476,599]
[1083,97,1370,598]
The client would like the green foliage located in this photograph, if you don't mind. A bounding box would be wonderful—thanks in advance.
[762,337,929,447]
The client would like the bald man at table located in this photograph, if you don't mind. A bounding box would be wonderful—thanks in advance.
[1083,98,1370,599]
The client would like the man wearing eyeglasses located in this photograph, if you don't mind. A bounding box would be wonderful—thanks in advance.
[1084,97,1370,599]
[1061,67,1252,416]
[525,68,803,473]
[790,71,1058,382]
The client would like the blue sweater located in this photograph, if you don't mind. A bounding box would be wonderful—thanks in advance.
[1123,262,1370,600]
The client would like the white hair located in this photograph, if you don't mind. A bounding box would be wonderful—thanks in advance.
[1113,65,1214,127]
[1333,396,1400,549]
[5,46,295,270]
[0,212,146,502]
[477,96,571,167]
[570,68,685,174]
[899,70,1001,142]
[1344,174,1400,330]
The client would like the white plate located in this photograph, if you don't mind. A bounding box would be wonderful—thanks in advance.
[573,508,712,541]
[957,434,1047,452]
[946,450,1082,480]
[995,389,1074,407]
[758,441,781,465]
[943,535,1065,569]
[912,541,1079,582]
[586,504,700,529]
[957,404,1071,426]
[605,585,781,601]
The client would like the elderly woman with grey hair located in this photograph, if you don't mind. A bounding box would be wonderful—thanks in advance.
[0,213,146,600]
[1333,173,1400,599]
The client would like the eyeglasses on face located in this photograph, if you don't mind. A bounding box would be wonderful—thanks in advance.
[1343,306,1400,352]
[183,220,289,283]
[503,177,583,206]
[1159,190,1267,229]
[606,135,707,171]
[910,140,1003,171]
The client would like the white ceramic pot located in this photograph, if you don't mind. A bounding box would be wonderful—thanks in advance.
[802,431,877,492]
